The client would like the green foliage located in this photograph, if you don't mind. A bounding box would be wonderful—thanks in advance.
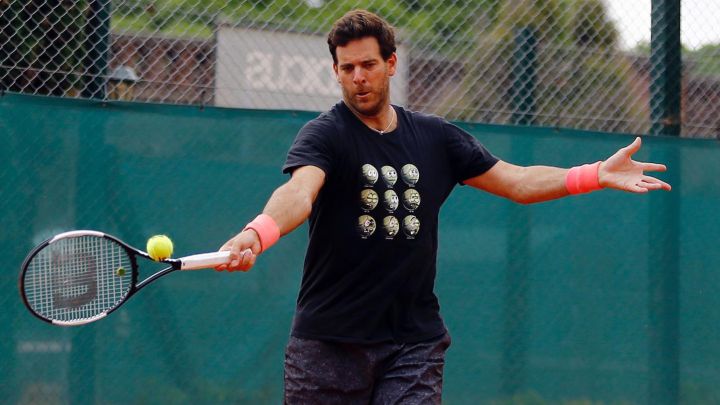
[565,0,619,49]
[631,41,651,56]
[490,0,564,43]
[685,44,720,77]
[113,14,214,38]
[110,0,496,54]
[631,41,720,76]
[452,0,645,132]
[483,0,618,49]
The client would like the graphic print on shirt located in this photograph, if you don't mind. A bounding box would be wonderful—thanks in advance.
[361,164,379,186]
[383,216,400,239]
[383,190,399,213]
[358,163,421,240]
[381,166,398,187]
[402,215,420,238]
[402,189,421,212]
[358,215,376,239]
[360,189,379,212]
[400,164,419,186]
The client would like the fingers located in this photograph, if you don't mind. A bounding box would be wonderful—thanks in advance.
[638,180,661,190]
[214,229,261,272]
[624,138,668,171]
[623,176,671,193]
[642,176,672,191]
[216,248,256,272]
[214,242,233,271]
[639,162,667,172]
[214,255,230,271]
[231,248,256,272]
[622,136,642,157]
[627,185,649,193]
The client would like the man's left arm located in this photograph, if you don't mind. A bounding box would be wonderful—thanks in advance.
[463,137,671,204]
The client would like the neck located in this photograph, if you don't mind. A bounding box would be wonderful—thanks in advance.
[345,101,395,134]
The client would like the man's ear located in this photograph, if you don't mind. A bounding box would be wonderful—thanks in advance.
[332,63,339,82]
[387,53,398,77]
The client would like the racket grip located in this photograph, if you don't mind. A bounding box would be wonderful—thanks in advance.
[179,251,232,270]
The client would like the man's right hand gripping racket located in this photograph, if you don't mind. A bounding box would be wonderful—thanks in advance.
[19,230,233,326]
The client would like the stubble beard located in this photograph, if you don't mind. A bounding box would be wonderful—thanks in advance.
[343,76,391,118]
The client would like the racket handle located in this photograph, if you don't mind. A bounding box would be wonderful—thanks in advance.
[178,251,232,270]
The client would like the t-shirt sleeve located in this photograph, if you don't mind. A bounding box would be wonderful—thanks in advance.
[282,118,335,175]
[443,120,499,183]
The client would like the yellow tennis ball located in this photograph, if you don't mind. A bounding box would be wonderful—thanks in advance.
[146,235,173,261]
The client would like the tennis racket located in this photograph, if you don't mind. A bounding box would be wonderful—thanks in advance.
[19,230,233,326]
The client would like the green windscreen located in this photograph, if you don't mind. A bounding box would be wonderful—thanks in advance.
[1,93,717,404]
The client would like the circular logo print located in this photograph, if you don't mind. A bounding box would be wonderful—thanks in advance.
[381,166,398,187]
[383,190,399,212]
[360,189,379,212]
[361,164,378,186]
[403,189,421,211]
[402,215,420,238]
[383,216,400,239]
[358,215,377,239]
[401,164,419,186]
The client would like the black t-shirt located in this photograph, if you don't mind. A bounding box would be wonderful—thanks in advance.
[283,101,498,343]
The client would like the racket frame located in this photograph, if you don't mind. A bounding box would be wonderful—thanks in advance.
[19,230,230,326]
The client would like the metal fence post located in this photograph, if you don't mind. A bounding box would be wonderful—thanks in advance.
[648,1,680,405]
[650,0,682,136]
[82,0,111,99]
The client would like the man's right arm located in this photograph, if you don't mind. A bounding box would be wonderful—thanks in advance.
[216,165,326,271]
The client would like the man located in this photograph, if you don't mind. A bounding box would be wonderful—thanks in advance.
[216,9,670,404]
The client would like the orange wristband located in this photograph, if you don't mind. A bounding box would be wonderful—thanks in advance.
[243,214,280,253]
[565,161,603,195]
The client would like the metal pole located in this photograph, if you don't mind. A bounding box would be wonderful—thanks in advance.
[648,2,680,405]
[650,0,682,136]
[82,0,111,99]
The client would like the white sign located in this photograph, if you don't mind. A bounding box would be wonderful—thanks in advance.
[216,26,408,111]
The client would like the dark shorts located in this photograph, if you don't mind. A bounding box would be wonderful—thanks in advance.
[283,333,451,405]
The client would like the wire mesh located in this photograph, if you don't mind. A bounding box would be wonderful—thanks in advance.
[2,87,719,404]
[1,2,719,403]
[1,1,718,137]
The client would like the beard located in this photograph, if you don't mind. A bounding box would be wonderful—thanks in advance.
[342,76,391,117]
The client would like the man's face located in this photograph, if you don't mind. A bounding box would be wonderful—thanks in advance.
[333,37,396,116]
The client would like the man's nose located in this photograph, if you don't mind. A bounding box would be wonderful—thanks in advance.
[353,68,367,84]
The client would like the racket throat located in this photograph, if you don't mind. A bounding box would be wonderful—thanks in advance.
[135,267,176,291]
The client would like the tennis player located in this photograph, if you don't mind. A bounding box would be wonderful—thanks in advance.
[217,9,671,404]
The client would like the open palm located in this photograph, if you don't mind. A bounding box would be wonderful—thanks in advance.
[599,137,672,193]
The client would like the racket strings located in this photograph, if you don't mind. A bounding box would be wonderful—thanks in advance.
[23,236,133,322]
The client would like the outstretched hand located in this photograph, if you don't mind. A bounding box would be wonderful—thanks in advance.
[599,137,671,193]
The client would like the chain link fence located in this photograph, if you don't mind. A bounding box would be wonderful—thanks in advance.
[2,2,719,404]
[1,1,719,137]
[2,93,719,404]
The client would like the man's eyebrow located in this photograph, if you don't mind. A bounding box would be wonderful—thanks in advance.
[338,57,379,68]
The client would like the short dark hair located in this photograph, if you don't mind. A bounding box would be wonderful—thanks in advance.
[327,10,396,64]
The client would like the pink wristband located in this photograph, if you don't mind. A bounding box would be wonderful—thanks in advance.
[565,161,603,195]
[243,214,280,253]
